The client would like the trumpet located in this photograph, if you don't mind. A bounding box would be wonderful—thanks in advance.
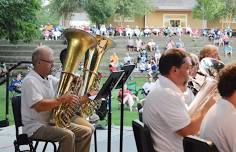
[188,57,224,116]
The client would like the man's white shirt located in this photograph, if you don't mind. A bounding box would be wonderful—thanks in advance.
[143,75,191,152]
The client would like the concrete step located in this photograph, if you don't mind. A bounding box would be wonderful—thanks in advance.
[0,50,33,56]
[0,40,65,45]
[0,45,66,51]
[0,36,235,66]
[0,50,63,57]
[0,56,60,63]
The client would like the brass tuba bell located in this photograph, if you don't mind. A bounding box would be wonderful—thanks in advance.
[54,28,97,128]
[79,35,113,95]
[188,57,224,116]
[77,35,113,117]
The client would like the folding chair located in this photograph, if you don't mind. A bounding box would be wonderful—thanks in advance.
[12,96,58,152]
[183,136,219,152]
[132,120,155,152]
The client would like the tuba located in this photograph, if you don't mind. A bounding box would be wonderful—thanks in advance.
[53,28,97,128]
[77,35,113,117]
[188,57,224,116]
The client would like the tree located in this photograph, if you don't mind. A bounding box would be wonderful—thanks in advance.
[48,0,83,26]
[220,0,236,27]
[0,0,41,44]
[83,0,117,27]
[36,5,59,26]
[193,0,236,28]
[115,0,153,25]
[193,0,224,28]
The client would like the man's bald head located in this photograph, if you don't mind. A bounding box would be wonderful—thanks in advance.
[32,45,53,66]
[32,45,54,77]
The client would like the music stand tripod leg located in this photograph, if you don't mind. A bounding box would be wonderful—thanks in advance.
[107,89,112,152]
[119,80,124,152]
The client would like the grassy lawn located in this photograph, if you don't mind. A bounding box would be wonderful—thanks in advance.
[0,76,146,127]
[0,84,14,125]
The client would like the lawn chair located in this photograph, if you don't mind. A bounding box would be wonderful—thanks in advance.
[12,96,58,152]
[183,136,219,152]
[127,81,139,96]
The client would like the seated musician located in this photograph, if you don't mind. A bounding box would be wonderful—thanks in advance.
[187,53,200,96]
[200,63,236,152]
[199,44,220,61]
[182,53,200,107]
[21,46,91,152]
[196,44,220,87]
[183,53,200,106]
[143,48,215,152]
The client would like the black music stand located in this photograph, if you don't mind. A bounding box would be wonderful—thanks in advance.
[95,71,125,152]
[115,64,135,152]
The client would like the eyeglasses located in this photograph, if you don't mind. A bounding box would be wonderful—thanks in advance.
[40,59,54,64]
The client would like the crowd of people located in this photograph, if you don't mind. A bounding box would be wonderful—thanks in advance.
[40,23,63,40]
[86,24,233,39]
[39,22,234,41]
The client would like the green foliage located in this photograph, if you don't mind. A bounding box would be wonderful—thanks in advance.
[193,0,236,26]
[193,0,225,21]
[220,0,236,22]
[36,5,59,26]
[48,0,153,27]
[0,84,14,125]
[115,0,153,22]
[48,0,82,26]
[0,0,41,44]
[84,0,117,25]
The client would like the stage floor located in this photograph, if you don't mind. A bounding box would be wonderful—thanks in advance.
[0,125,136,152]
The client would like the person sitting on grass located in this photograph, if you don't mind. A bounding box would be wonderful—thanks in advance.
[224,43,233,57]
[118,84,139,111]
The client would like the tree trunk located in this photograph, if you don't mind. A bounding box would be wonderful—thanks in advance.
[96,22,100,29]
[221,18,224,29]
[229,13,232,27]
[61,13,72,28]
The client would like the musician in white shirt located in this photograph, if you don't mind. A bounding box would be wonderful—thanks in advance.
[143,48,215,152]
[200,63,236,152]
